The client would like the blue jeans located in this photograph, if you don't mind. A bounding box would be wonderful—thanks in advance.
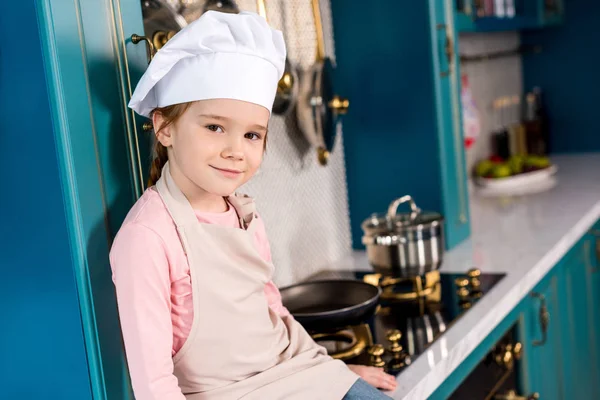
[342,378,393,399]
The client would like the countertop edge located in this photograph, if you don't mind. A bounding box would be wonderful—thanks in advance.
[400,199,600,399]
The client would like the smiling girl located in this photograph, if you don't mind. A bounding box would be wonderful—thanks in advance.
[110,10,396,400]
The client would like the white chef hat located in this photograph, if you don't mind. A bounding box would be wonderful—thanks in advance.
[128,10,286,117]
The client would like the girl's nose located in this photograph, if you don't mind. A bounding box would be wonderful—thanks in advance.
[222,136,244,160]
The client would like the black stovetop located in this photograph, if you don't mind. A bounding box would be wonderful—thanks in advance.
[305,269,505,375]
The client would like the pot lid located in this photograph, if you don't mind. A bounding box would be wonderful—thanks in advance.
[362,195,443,234]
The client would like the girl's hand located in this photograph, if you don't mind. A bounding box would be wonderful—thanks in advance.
[347,364,397,391]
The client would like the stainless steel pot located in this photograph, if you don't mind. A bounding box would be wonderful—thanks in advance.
[361,195,444,277]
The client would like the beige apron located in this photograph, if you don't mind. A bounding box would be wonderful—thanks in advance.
[155,163,359,400]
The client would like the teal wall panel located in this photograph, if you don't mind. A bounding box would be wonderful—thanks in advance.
[0,1,92,399]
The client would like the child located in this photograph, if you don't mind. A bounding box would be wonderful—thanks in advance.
[110,10,397,400]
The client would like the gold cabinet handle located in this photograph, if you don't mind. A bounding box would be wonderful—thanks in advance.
[131,34,155,62]
[531,292,549,347]
[494,390,540,400]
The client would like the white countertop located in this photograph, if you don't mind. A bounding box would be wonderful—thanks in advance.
[335,153,600,399]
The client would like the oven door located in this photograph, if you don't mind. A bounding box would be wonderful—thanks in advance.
[448,324,538,400]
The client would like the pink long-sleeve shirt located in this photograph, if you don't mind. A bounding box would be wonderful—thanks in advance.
[109,188,290,400]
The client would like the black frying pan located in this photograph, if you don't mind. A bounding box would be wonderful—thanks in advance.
[279,279,381,333]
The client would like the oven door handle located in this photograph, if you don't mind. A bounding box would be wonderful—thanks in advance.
[531,292,549,347]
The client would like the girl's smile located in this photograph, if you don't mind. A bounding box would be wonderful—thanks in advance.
[210,165,245,179]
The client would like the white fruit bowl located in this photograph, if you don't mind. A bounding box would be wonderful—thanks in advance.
[474,165,558,197]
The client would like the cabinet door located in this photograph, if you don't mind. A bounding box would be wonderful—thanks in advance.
[520,272,564,400]
[558,237,598,399]
[584,229,600,397]
[330,0,470,250]
[429,0,471,248]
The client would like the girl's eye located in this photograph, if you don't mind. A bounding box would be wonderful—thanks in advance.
[206,124,224,133]
[245,132,262,141]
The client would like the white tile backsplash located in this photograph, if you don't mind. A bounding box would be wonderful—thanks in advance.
[459,32,523,173]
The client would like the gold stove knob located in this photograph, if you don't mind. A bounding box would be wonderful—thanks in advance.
[367,344,386,368]
[386,329,410,370]
[495,348,514,370]
[386,329,402,353]
[512,342,523,360]
[467,268,481,278]
[455,277,470,298]
[459,300,472,310]
[455,277,469,287]
[467,268,482,289]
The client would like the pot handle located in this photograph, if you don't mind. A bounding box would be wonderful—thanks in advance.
[387,195,421,220]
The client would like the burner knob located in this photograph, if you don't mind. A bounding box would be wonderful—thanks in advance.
[386,329,402,353]
[467,268,482,289]
[367,344,386,368]
[455,277,470,298]
[512,342,523,360]
[386,329,410,370]
[459,301,472,310]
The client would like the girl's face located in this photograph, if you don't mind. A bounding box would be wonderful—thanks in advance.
[154,99,269,202]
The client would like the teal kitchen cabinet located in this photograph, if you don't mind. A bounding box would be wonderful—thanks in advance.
[455,0,564,33]
[330,0,471,250]
[513,230,600,400]
[520,270,564,400]
[557,234,598,399]
[581,228,600,398]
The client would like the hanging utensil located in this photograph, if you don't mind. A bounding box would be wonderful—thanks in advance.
[255,0,298,115]
[296,0,349,166]
[202,0,240,14]
[140,0,239,54]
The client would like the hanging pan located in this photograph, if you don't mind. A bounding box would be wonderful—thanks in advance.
[256,0,298,115]
[296,0,349,166]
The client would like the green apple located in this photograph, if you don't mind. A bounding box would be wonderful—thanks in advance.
[492,163,512,178]
[475,160,495,177]
[508,156,524,174]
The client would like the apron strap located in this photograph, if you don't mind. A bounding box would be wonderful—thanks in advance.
[155,162,199,228]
